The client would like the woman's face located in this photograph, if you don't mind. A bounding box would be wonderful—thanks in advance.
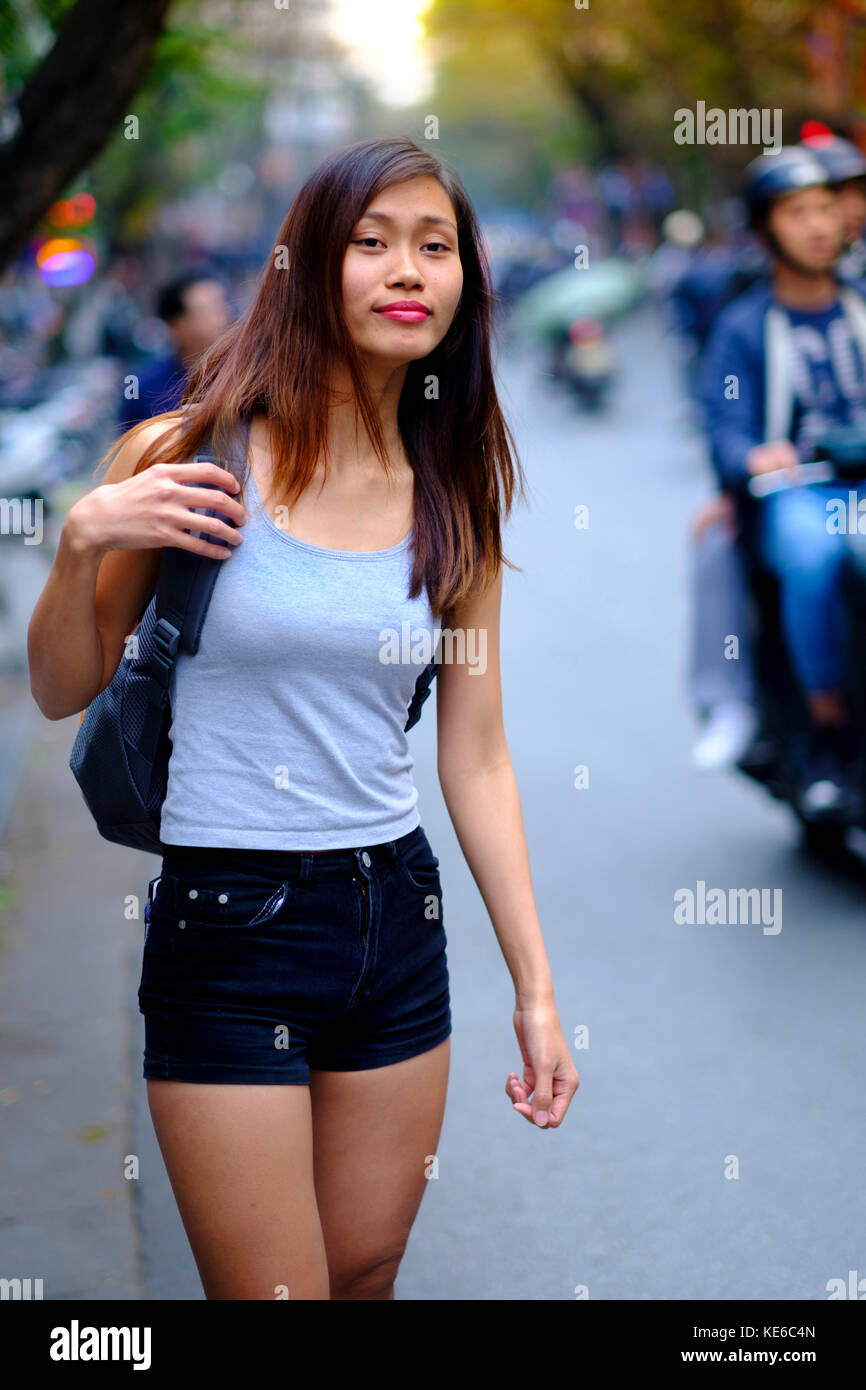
[342,175,463,368]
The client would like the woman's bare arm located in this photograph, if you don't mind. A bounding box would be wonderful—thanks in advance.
[27,416,246,720]
[436,570,580,1128]
[435,567,554,1005]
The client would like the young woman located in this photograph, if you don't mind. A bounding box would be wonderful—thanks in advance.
[29,137,581,1300]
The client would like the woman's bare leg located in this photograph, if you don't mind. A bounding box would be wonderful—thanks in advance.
[146,1080,330,1300]
[309,1038,451,1300]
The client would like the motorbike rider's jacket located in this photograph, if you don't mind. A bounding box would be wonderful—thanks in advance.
[700,280,866,490]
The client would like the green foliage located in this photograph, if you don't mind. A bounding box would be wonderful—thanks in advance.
[145,20,262,139]
[413,7,589,206]
[1,0,265,243]
[425,0,817,187]
[0,0,79,89]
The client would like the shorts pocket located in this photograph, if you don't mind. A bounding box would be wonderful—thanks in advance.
[396,831,441,895]
[155,869,294,929]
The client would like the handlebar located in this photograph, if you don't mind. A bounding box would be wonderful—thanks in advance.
[747,460,835,498]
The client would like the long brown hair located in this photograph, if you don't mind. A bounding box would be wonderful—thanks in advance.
[97,136,525,619]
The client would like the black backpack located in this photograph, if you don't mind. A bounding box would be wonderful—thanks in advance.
[69,418,438,855]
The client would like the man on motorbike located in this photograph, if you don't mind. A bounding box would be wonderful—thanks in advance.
[700,146,866,819]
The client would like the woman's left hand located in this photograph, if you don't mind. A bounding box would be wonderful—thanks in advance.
[507,1001,580,1128]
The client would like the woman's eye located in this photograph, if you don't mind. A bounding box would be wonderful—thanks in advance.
[351,237,451,252]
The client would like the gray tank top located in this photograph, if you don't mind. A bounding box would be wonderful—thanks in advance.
[159,466,440,850]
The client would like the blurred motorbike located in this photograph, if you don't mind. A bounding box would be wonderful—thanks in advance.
[0,357,120,673]
[0,357,119,497]
[550,316,616,411]
[736,425,866,855]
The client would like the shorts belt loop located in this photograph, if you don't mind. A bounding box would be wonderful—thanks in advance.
[299,854,314,883]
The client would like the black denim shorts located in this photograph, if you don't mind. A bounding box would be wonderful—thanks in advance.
[138,824,451,1084]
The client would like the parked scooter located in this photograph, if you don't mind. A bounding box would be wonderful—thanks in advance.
[550,316,616,411]
[735,426,866,855]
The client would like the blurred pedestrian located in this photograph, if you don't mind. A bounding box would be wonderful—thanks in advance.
[118,270,231,431]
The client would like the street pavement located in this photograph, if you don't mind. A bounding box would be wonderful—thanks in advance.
[0,709,148,1299]
[2,305,865,1300]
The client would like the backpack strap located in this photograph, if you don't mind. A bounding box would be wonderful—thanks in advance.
[763,304,797,444]
[404,657,438,731]
[137,416,251,760]
[155,415,251,655]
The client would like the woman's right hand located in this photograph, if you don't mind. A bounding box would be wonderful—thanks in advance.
[66,460,248,558]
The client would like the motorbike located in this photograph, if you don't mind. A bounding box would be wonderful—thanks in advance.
[549,316,616,411]
[735,425,866,856]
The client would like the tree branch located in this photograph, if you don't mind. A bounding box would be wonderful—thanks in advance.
[0,0,173,270]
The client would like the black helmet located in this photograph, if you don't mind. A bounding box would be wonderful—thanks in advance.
[743,147,829,226]
[800,134,866,186]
